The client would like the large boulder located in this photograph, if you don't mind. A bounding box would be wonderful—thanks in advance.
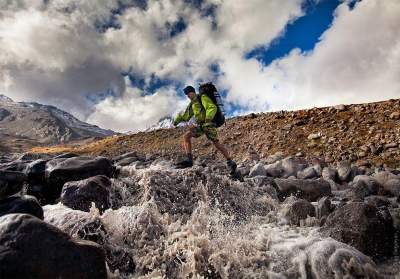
[281,198,315,225]
[320,202,395,259]
[281,157,307,178]
[44,156,114,203]
[322,167,339,182]
[60,175,111,212]
[24,159,48,184]
[297,166,318,179]
[0,214,107,279]
[0,195,43,219]
[248,163,267,177]
[373,171,400,197]
[274,178,331,202]
[0,160,30,172]
[0,170,26,199]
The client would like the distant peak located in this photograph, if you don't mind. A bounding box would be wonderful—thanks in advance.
[0,94,14,102]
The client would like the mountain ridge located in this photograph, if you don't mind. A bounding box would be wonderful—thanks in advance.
[0,94,116,153]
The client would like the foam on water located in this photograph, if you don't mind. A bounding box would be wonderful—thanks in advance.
[43,165,399,278]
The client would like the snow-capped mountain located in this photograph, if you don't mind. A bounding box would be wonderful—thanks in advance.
[139,117,175,133]
[0,94,115,145]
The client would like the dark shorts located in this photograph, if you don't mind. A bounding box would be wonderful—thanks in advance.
[190,123,218,142]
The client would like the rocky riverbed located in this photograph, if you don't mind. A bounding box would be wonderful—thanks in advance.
[0,151,399,278]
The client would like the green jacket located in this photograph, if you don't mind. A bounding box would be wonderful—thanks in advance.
[174,94,217,125]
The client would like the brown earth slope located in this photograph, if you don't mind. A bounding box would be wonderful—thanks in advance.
[31,98,400,168]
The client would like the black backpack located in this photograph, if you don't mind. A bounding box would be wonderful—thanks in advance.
[198,82,225,127]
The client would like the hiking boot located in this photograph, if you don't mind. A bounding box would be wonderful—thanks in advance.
[226,159,237,175]
[175,159,193,169]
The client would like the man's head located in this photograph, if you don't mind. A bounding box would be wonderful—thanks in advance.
[183,86,196,100]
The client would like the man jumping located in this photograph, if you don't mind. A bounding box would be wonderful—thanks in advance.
[173,85,237,175]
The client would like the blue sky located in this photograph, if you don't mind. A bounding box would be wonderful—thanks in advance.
[245,0,342,67]
[128,0,344,107]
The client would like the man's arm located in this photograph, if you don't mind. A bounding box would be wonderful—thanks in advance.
[201,95,217,123]
[174,102,193,126]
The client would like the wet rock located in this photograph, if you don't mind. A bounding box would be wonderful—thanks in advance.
[44,204,106,244]
[282,198,315,225]
[365,196,391,208]
[265,161,284,177]
[264,152,283,164]
[24,159,47,184]
[0,170,26,199]
[346,179,378,200]
[321,202,395,259]
[0,195,43,219]
[373,171,400,197]
[248,163,266,177]
[61,175,111,213]
[0,159,29,172]
[322,167,339,183]
[44,156,114,203]
[0,214,107,279]
[317,197,333,219]
[53,153,79,159]
[281,157,306,178]
[274,178,331,202]
[337,161,352,182]
[297,166,318,179]
[18,153,50,161]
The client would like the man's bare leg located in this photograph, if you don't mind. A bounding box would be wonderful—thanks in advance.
[213,140,231,160]
[183,131,193,155]
[176,131,194,168]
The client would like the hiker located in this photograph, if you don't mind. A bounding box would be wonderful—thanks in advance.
[173,84,237,174]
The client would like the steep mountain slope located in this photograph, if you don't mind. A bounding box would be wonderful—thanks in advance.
[32,98,400,168]
[0,94,115,152]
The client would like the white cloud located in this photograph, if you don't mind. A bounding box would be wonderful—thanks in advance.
[87,77,187,132]
[1,0,398,132]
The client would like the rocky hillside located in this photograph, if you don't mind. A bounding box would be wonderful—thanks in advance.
[0,94,115,153]
[33,98,400,168]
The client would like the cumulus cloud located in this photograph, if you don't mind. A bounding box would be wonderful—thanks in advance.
[0,0,398,132]
[87,77,187,132]
[220,0,400,113]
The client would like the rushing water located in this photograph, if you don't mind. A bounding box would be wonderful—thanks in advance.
[43,162,400,278]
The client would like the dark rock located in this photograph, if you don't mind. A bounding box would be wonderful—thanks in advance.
[322,167,339,183]
[0,195,43,219]
[346,177,379,200]
[337,161,351,182]
[265,161,284,177]
[24,159,48,184]
[281,157,307,178]
[317,197,332,219]
[373,171,400,197]
[0,170,26,199]
[61,175,111,212]
[44,156,113,203]
[18,153,50,161]
[0,160,30,172]
[365,196,391,208]
[282,198,315,225]
[0,214,107,279]
[297,166,318,179]
[274,178,331,202]
[53,153,79,159]
[0,107,10,121]
[320,202,395,259]
[115,157,139,166]
[249,163,266,177]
